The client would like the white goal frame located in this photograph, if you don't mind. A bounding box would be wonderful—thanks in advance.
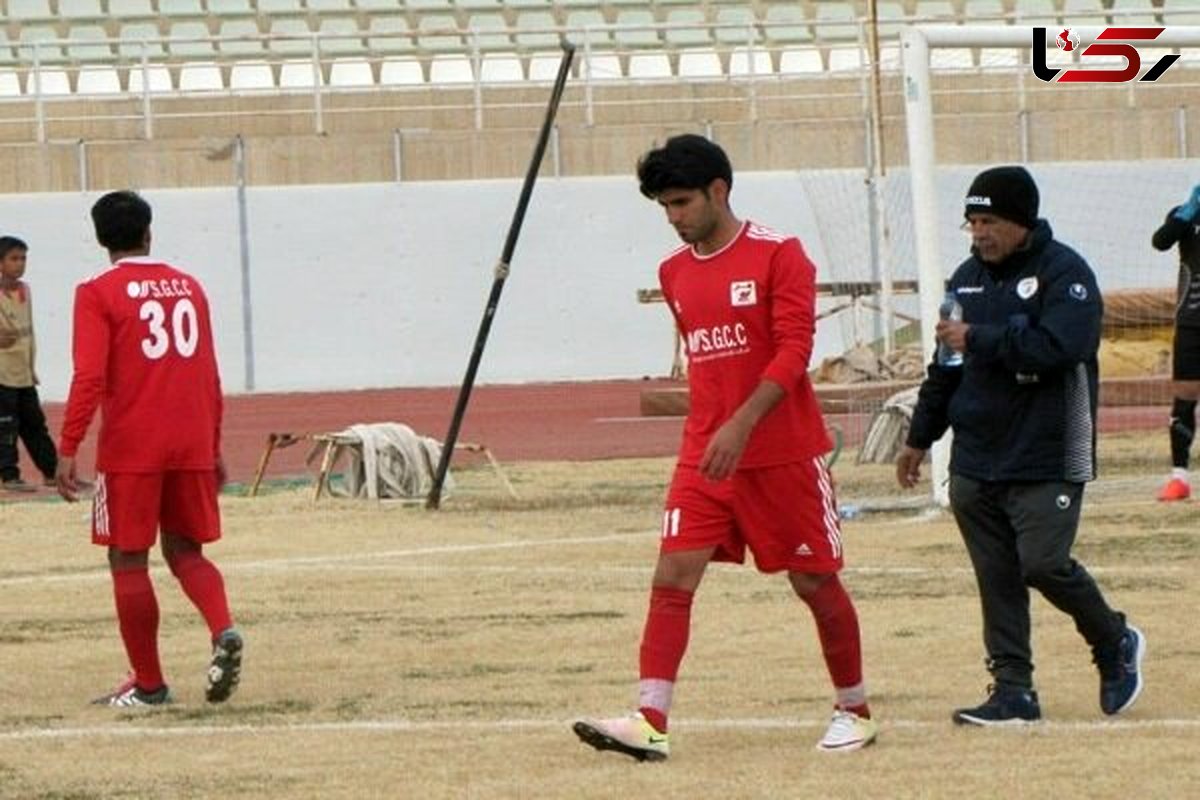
[901,24,1200,506]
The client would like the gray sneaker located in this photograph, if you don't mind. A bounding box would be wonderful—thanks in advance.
[2,478,37,493]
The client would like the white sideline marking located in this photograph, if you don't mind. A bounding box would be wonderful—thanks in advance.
[321,563,1180,578]
[239,531,651,569]
[0,531,654,587]
[0,526,1184,589]
[3,716,1198,742]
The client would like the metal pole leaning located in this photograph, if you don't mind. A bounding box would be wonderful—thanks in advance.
[426,41,576,510]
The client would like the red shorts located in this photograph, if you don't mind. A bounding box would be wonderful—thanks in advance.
[661,458,843,574]
[91,470,221,552]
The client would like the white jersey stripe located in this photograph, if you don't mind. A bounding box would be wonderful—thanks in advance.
[813,457,842,559]
[746,224,788,243]
[93,473,109,540]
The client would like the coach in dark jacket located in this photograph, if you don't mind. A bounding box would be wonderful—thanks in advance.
[896,165,1144,727]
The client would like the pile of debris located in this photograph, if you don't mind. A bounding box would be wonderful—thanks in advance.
[810,343,926,384]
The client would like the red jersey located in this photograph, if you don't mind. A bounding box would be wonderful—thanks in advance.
[659,221,831,468]
[59,257,223,472]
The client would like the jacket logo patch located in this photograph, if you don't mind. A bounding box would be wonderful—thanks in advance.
[1069,283,1088,301]
[730,280,757,307]
[1016,276,1039,300]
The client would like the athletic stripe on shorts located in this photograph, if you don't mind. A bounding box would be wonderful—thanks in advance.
[813,456,842,560]
[93,473,109,540]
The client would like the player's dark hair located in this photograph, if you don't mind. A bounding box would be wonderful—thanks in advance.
[92,190,152,252]
[637,134,733,200]
[0,236,28,259]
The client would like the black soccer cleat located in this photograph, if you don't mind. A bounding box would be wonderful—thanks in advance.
[205,628,244,703]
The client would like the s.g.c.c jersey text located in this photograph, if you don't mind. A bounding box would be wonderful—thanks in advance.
[59,257,223,472]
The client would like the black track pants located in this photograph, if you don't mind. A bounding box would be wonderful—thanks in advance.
[948,475,1125,689]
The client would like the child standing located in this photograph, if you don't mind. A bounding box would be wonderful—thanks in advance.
[0,236,59,492]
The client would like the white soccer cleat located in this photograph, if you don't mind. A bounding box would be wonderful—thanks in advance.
[816,709,878,752]
[573,712,670,762]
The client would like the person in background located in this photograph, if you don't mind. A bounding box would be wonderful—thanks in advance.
[1152,183,1200,501]
[0,235,59,494]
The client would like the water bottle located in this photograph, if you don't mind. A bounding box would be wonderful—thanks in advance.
[937,291,963,367]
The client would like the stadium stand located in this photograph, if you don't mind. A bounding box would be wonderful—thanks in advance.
[1109,0,1160,24]
[0,0,1193,191]
[1164,0,1200,25]
[2,0,1188,98]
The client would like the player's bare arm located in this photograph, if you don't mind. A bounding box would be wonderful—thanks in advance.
[896,445,926,489]
[699,380,785,481]
[55,454,80,502]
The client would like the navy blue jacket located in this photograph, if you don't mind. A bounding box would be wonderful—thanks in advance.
[906,220,1102,483]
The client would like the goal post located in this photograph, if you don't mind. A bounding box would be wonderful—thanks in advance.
[900,24,1200,506]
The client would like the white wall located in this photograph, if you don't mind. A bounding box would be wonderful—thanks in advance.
[4,164,1187,401]
[6,173,847,400]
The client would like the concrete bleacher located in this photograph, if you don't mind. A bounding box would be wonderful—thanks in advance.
[0,0,1194,193]
[0,0,1194,95]
[0,0,1114,96]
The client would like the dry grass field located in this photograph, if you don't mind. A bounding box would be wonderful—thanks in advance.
[0,436,1197,799]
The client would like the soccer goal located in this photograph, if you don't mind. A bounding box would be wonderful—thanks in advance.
[900,24,1200,505]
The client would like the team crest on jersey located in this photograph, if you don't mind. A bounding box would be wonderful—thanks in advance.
[1016,276,1039,300]
[730,280,757,307]
[1069,283,1088,301]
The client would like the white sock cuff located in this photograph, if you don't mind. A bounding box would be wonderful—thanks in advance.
[835,681,867,709]
[637,679,675,715]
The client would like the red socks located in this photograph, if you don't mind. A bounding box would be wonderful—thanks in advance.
[638,586,694,732]
[111,566,164,691]
[168,550,234,638]
[798,574,870,718]
[633,578,868,729]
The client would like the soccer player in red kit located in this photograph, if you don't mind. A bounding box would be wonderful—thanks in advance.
[573,135,877,758]
[55,190,243,707]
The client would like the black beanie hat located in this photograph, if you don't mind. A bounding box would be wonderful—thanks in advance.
[964,165,1039,229]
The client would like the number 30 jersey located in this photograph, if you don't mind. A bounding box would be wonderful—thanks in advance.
[59,257,223,472]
